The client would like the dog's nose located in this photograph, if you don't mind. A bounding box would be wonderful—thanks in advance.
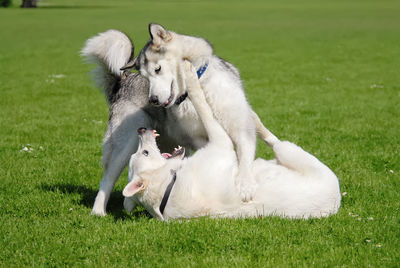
[149,95,160,105]
[137,128,147,135]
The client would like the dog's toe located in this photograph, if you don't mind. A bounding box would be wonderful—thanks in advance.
[238,180,258,202]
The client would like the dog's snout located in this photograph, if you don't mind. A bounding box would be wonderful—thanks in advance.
[137,128,147,135]
[149,95,160,105]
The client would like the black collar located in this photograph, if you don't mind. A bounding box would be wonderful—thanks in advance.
[174,92,188,106]
[159,171,177,215]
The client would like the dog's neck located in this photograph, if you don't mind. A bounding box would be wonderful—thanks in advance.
[139,159,183,220]
[175,92,188,106]
[175,64,207,106]
[159,171,177,215]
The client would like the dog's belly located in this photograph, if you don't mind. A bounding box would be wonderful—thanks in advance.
[166,146,240,219]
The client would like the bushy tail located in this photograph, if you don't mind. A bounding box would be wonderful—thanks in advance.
[81,30,134,104]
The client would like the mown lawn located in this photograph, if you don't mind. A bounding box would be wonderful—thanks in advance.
[0,0,399,266]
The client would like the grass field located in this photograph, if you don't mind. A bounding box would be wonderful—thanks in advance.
[1,0,399,266]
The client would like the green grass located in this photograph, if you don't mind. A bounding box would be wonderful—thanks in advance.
[1,0,399,266]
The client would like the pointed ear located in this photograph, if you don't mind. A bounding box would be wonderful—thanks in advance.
[123,177,146,197]
[120,57,138,71]
[149,23,171,46]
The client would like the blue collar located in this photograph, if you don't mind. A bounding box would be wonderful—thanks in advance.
[175,63,208,106]
[196,63,208,79]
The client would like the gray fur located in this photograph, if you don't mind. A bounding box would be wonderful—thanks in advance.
[82,30,197,216]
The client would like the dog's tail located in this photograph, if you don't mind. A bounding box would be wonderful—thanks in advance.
[81,30,134,104]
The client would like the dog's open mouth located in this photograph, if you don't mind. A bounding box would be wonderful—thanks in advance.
[161,146,184,159]
[151,130,184,159]
[162,81,175,107]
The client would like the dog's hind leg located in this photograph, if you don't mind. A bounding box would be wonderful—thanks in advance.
[251,110,280,147]
[234,130,257,201]
[92,108,150,216]
[92,147,133,216]
[273,141,329,176]
[250,111,327,175]
[234,111,282,201]
[92,135,138,216]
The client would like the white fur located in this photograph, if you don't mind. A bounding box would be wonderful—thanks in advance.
[81,27,338,217]
[139,24,259,201]
[82,30,154,216]
[123,62,341,220]
[82,27,269,216]
[81,29,132,77]
[81,29,214,216]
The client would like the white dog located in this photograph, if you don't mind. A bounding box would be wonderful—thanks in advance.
[122,23,260,201]
[82,27,271,216]
[122,62,341,220]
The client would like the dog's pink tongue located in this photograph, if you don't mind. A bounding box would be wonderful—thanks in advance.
[162,153,172,159]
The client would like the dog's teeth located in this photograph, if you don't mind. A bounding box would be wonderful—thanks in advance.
[152,130,160,137]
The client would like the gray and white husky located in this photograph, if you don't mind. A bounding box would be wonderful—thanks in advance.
[123,23,261,202]
[82,26,270,216]
[82,30,191,216]
[122,61,341,220]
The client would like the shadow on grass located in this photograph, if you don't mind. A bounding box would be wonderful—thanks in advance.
[37,5,111,9]
[40,182,151,221]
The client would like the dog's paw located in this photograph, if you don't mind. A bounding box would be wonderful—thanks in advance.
[91,207,107,217]
[183,60,201,93]
[183,60,196,76]
[238,179,258,202]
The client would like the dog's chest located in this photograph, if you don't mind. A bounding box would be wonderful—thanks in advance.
[167,101,208,149]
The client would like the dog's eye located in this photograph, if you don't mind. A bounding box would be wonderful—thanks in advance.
[142,150,149,156]
[155,66,161,74]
